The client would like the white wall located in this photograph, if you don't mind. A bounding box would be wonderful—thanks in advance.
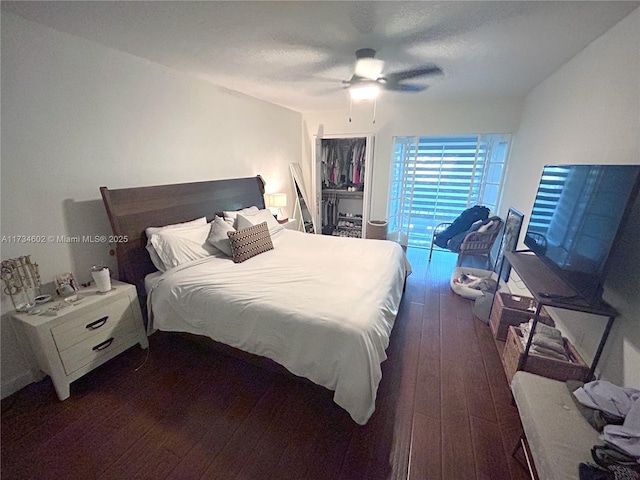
[502,8,640,387]
[0,13,302,397]
[302,97,524,222]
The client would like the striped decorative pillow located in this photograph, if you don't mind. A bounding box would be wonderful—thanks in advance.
[227,221,274,263]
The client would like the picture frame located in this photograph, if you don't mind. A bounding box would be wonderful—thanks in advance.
[54,272,79,297]
[494,207,525,282]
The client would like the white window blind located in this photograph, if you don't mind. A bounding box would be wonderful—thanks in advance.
[387,134,511,248]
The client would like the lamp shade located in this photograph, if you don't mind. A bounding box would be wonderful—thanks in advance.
[269,193,287,207]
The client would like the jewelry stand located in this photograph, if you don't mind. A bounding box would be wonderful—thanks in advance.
[1,256,41,312]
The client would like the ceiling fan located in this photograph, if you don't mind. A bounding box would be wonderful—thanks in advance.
[344,48,443,99]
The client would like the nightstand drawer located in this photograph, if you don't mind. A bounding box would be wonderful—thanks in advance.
[51,296,134,351]
[59,320,138,375]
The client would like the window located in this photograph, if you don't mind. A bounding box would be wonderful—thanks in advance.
[387,134,511,248]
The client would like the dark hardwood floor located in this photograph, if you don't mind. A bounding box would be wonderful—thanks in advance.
[1,248,529,480]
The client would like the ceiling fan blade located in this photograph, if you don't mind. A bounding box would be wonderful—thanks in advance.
[344,48,442,94]
[381,82,428,93]
[383,65,443,82]
[312,85,348,96]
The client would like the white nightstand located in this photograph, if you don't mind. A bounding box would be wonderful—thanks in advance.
[11,280,148,400]
[280,218,299,230]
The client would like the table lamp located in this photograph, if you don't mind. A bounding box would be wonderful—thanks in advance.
[267,193,287,221]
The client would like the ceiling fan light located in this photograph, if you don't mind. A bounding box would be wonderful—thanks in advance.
[354,58,384,80]
[349,83,380,100]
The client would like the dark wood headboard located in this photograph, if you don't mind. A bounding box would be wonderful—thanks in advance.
[100,176,266,301]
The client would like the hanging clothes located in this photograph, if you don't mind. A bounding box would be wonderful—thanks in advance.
[321,138,367,188]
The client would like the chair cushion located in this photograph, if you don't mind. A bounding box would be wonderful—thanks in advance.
[511,372,601,480]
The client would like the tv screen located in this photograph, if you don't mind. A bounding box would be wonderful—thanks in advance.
[524,164,640,304]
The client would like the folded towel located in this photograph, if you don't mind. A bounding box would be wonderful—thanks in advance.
[532,333,567,355]
[517,331,570,361]
[530,319,563,339]
[519,319,563,345]
[530,344,569,361]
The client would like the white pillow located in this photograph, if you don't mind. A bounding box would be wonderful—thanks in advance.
[207,215,235,256]
[145,217,207,271]
[150,223,216,270]
[223,206,259,228]
[236,208,284,235]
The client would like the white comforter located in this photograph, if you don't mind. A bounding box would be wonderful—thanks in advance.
[147,229,410,424]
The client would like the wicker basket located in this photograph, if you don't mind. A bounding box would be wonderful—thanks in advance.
[490,292,552,341]
[366,220,388,240]
[502,326,590,384]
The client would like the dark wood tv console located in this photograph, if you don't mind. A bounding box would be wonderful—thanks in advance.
[501,250,618,380]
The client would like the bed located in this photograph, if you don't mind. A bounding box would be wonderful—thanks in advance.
[101,176,410,424]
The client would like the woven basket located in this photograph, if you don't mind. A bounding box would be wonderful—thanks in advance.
[502,326,590,384]
[490,292,552,341]
[366,220,388,240]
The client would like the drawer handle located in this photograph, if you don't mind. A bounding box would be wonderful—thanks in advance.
[92,337,114,351]
[86,316,108,330]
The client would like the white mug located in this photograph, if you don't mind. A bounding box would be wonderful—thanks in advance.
[91,266,111,293]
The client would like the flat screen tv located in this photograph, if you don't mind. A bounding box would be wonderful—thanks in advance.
[524,164,640,305]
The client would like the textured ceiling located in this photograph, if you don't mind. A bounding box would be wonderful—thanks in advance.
[3,1,638,112]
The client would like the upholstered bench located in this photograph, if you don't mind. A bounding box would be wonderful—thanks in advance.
[511,371,601,480]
